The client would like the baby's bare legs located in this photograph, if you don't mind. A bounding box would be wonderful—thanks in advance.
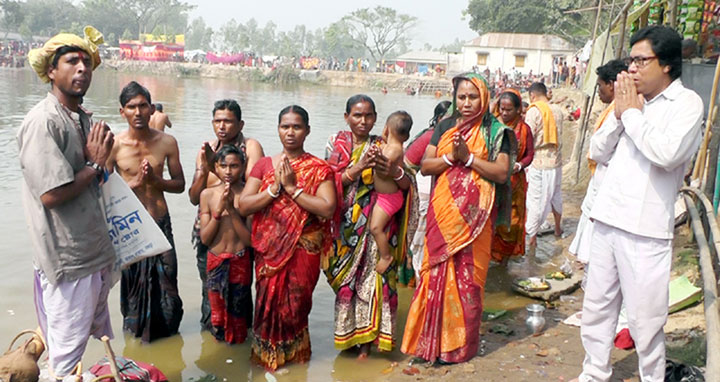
[370,205,393,274]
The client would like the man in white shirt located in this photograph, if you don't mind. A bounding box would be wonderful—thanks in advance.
[524,82,565,247]
[573,26,704,382]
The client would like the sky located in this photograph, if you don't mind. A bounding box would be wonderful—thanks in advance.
[184,0,479,49]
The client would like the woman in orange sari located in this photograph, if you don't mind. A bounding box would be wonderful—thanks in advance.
[238,105,336,370]
[491,89,534,262]
[401,73,516,364]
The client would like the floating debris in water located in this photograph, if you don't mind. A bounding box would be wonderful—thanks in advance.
[7,310,14,316]
[265,372,278,382]
[225,359,233,364]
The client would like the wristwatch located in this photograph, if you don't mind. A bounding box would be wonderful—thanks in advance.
[86,160,103,174]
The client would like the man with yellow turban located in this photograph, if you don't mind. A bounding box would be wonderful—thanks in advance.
[17,26,116,379]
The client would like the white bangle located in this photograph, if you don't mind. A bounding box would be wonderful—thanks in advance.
[267,186,279,198]
[292,188,303,199]
[465,153,474,168]
[393,167,405,181]
[442,154,453,166]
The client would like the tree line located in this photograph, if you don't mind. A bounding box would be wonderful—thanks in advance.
[1,0,607,60]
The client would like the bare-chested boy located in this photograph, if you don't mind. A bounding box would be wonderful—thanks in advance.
[188,99,263,330]
[149,103,172,131]
[199,144,253,344]
[370,111,412,274]
[106,81,185,342]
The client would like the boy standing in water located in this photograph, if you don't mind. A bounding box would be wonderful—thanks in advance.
[199,145,253,344]
[370,111,413,274]
[149,103,172,131]
[188,99,264,331]
[106,81,185,342]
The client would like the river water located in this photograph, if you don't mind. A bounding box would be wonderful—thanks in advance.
[0,67,557,381]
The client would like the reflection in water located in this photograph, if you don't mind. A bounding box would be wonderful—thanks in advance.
[0,67,573,381]
[123,333,186,381]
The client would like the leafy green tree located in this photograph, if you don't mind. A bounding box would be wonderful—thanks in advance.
[17,0,80,37]
[342,6,416,61]
[320,20,364,59]
[81,0,134,44]
[258,21,277,55]
[465,0,603,46]
[17,21,30,41]
[437,38,465,53]
[108,0,193,40]
[185,17,213,50]
[0,0,25,38]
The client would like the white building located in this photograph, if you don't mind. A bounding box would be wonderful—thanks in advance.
[461,33,575,76]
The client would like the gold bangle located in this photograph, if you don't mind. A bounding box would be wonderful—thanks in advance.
[345,170,356,182]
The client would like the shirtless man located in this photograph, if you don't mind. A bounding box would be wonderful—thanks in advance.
[188,99,264,330]
[106,81,185,342]
[370,111,412,275]
[199,144,253,344]
[149,103,172,131]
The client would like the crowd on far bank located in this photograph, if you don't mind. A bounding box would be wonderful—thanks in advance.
[13,23,705,382]
[0,39,41,67]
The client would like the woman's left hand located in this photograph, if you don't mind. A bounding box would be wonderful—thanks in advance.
[453,132,470,164]
[279,156,297,191]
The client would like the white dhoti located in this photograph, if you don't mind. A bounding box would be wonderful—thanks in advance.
[525,166,563,237]
[579,221,670,382]
[34,267,113,378]
[411,172,432,280]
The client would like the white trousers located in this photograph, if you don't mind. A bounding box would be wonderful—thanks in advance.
[579,221,671,382]
[525,166,563,237]
[34,268,113,378]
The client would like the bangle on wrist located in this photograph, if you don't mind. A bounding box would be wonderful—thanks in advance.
[292,188,304,199]
[464,153,474,168]
[345,169,356,182]
[212,212,221,220]
[267,186,280,198]
[393,167,405,181]
[442,154,453,166]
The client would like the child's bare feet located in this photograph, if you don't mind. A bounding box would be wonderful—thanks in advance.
[375,256,393,274]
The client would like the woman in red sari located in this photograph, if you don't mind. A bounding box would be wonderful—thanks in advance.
[401,73,516,364]
[238,105,336,370]
[491,89,535,262]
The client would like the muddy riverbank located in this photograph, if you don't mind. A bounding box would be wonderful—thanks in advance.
[101,59,452,93]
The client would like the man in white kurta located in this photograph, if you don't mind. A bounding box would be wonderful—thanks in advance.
[524,82,564,247]
[575,26,703,382]
[569,59,627,269]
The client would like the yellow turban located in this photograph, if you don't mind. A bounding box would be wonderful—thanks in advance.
[28,26,104,83]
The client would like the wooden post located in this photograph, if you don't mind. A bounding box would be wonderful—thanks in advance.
[616,10,628,59]
[592,0,604,41]
[703,122,720,197]
[691,58,720,183]
[669,0,678,28]
[681,191,720,382]
[570,0,604,175]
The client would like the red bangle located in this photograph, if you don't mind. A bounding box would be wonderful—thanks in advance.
[212,212,221,220]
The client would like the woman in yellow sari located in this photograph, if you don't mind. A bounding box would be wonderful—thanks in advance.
[401,73,516,363]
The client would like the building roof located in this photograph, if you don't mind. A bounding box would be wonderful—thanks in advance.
[466,33,574,52]
[392,50,447,64]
